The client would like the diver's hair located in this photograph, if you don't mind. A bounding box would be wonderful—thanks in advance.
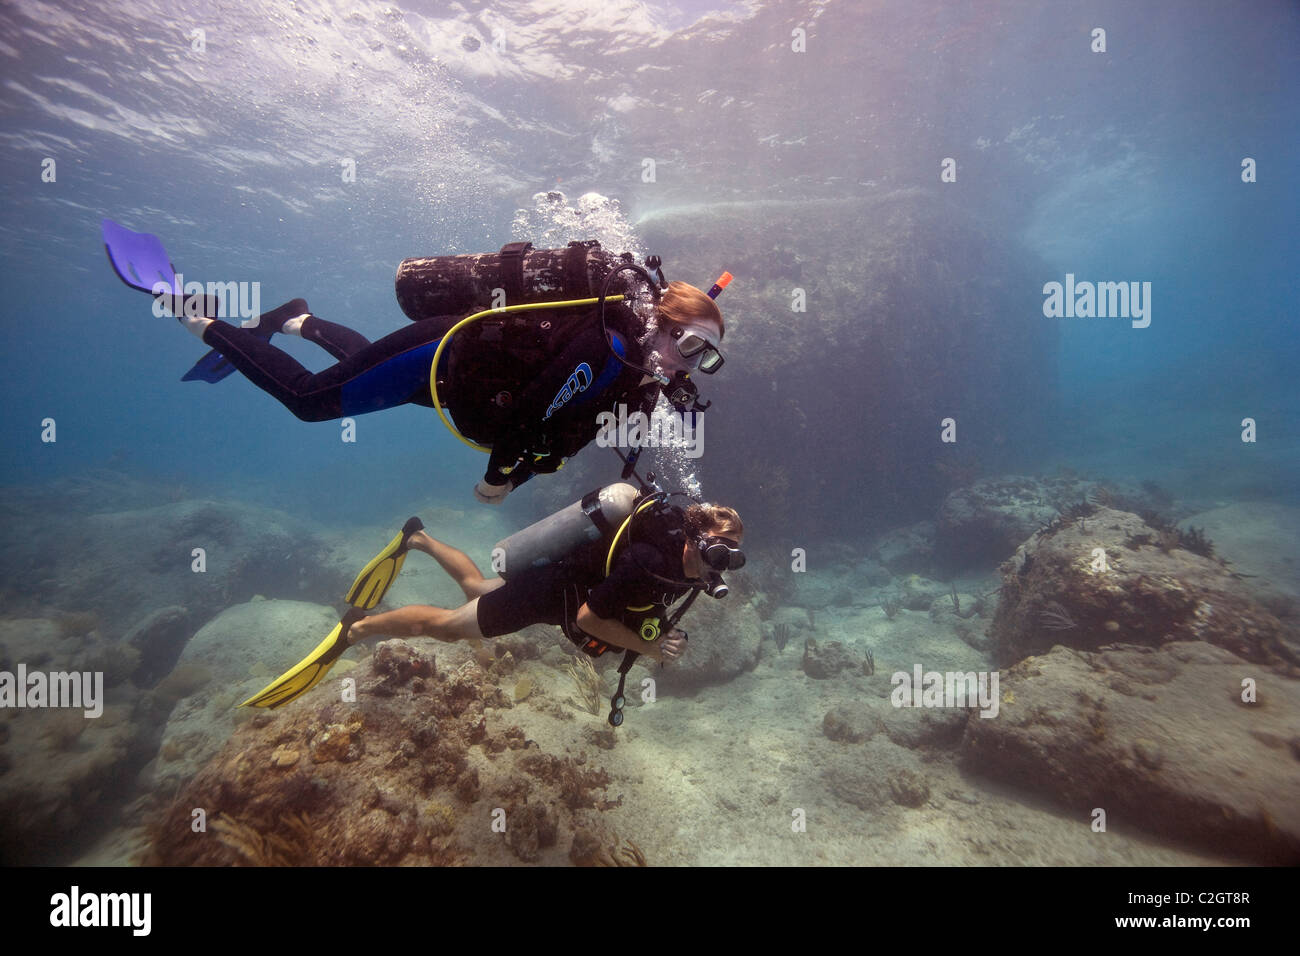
[658,280,724,337]
[683,503,743,540]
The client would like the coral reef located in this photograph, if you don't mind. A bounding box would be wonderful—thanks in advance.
[144,600,340,795]
[141,637,624,866]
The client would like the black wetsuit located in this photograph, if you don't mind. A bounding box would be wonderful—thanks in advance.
[476,510,693,654]
[200,303,659,487]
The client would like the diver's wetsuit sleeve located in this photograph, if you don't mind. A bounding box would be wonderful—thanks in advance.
[483,323,624,483]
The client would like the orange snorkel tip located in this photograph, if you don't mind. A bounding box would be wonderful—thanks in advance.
[706,271,733,299]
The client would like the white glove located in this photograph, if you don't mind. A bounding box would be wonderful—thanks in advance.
[474,479,512,505]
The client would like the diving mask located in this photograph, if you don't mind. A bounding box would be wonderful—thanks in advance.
[669,325,725,374]
[697,535,745,572]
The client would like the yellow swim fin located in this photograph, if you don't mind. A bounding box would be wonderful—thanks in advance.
[239,609,362,708]
[346,516,425,609]
[240,517,424,709]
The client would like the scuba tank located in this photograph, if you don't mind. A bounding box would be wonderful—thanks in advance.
[396,240,627,321]
[493,482,639,579]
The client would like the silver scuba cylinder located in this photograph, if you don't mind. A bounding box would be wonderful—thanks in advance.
[493,483,639,579]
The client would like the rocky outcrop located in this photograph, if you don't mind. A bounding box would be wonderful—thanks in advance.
[143,600,341,795]
[873,521,936,576]
[0,618,150,864]
[934,475,1177,571]
[936,475,1083,570]
[143,638,626,866]
[802,638,870,679]
[961,640,1300,863]
[656,591,762,688]
[992,507,1298,670]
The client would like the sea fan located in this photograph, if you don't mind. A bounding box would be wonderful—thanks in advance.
[1038,600,1078,631]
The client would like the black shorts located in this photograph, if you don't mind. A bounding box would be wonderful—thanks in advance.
[476,566,578,639]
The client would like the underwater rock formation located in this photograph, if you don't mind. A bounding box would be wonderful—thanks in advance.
[822,706,882,743]
[0,618,148,864]
[961,640,1300,863]
[801,638,866,679]
[654,591,762,688]
[0,493,342,684]
[638,194,1058,540]
[872,521,936,576]
[144,600,340,795]
[142,638,627,866]
[936,475,1082,571]
[933,474,1179,572]
[992,507,1298,670]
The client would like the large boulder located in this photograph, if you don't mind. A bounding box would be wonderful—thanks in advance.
[656,593,762,689]
[992,507,1298,671]
[961,641,1300,863]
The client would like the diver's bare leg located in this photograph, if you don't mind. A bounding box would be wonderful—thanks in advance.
[406,530,503,600]
[349,598,485,645]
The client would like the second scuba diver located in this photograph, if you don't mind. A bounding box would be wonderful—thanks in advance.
[242,485,745,726]
[102,221,729,504]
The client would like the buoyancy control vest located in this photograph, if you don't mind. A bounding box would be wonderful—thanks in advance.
[492,483,694,654]
[396,241,643,444]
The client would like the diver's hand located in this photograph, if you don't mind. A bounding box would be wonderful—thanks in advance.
[474,479,511,505]
[659,629,687,664]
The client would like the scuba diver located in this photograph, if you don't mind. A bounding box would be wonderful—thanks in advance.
[241,482,745,727]
[101,219,730,503]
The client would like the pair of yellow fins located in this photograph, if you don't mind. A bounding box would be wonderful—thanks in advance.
[240,517,424,709]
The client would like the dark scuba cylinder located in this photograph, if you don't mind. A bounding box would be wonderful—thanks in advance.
[395,240,624,321]
[493,483,639,579]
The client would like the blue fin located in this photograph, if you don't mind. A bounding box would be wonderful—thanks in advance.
[181,349,237,383]
[102,218,177,294]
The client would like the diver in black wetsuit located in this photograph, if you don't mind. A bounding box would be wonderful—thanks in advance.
[346,501,746,666]
[179,280,725,504]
